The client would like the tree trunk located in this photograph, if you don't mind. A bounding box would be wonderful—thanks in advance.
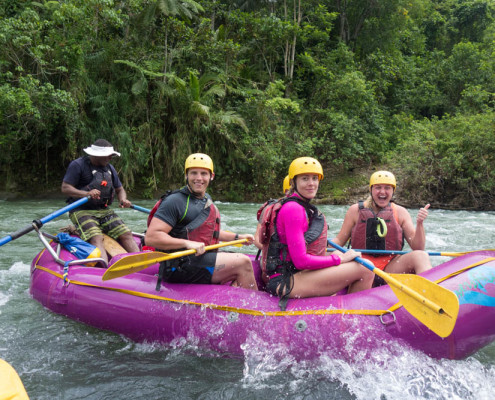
[284,0,289,77]
[163,20,169,81]
[284,0,302,80]
[289,0,302,80]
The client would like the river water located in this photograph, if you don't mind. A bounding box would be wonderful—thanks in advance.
[1,199,495,399]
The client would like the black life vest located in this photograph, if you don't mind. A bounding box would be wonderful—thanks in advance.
[83,158,115,209]
[260,196,327,283]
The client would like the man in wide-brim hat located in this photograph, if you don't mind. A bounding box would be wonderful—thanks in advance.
[83,142,121,158]
[61,139,139,264]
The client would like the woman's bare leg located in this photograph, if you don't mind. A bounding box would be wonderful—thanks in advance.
[385,250,432,275]
[288,261,374,298]
[211,252,258,290]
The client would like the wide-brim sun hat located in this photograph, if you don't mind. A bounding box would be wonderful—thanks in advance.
[83,144,121,157]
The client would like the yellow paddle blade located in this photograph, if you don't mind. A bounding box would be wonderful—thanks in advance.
[102,239,248,281]
[0,359,29,400]
[375,270,459,338]
[102,251,171,280]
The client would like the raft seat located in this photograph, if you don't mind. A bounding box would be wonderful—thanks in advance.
[103,234,127,259]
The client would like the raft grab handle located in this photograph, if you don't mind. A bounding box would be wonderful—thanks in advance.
[379,310,397,326]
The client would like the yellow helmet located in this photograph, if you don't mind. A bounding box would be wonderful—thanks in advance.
[185,153,214,174]
[288,157,324,181]
[283,175,290,194]
[369,171,396,189]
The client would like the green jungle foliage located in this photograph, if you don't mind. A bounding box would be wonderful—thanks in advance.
[1,0,494,208]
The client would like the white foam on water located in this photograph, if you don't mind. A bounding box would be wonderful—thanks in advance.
[0,262,31,306]
[0,291,9,307]
[8,261,30,274]
[323,350,494,400]
[239,330,495,400]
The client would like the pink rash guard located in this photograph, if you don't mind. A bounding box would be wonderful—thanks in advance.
[275,196,341,270]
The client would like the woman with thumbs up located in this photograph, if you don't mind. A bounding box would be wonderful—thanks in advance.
[331,171,432,286]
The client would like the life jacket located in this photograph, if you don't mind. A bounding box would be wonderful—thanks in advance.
[83,157,115,209]
[147,187,221,246]
[256,198,278,245]
[260,197,327,283]
[351,201,403,251]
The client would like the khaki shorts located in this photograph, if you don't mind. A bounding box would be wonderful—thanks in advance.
[69,209,131,241]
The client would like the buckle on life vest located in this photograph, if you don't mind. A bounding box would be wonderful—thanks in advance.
[376,217,388,238]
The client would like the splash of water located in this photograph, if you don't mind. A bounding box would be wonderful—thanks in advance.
[240,328,495,400]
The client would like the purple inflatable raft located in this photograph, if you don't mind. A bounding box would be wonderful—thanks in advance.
[30,233,495,360]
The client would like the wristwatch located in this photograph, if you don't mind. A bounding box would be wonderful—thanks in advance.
[234,234,239,240]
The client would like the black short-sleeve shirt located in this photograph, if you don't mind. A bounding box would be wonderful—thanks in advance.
[153,188,212,230]
[63,156,122,190]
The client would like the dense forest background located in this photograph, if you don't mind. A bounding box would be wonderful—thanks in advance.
[1,0,494,209]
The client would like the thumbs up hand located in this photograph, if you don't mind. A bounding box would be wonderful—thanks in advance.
[417,204,430,223]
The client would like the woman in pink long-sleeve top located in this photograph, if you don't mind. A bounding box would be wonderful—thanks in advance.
[261,157,374,308]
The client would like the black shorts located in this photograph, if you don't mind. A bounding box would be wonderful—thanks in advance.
[162,251,218,284]
[372,275,386,287]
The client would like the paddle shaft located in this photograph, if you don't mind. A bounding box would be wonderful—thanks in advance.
[326,247,463,257]
[0,196,90,247]
[328,240,445,314]
[325,240,480,257]
[101,238,249,281]
[130,239,248,268]
[131,204,151,214]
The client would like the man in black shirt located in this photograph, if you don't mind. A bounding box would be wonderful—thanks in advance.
[145,153,258,289]
[61,139,139,264]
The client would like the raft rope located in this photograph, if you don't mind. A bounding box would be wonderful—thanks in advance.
[63,261,70,284]
[33,255,495,318]
[34,264,386,317]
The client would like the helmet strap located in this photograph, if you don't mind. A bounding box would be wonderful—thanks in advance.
[293,178,311,202]
[185,177,207,198]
